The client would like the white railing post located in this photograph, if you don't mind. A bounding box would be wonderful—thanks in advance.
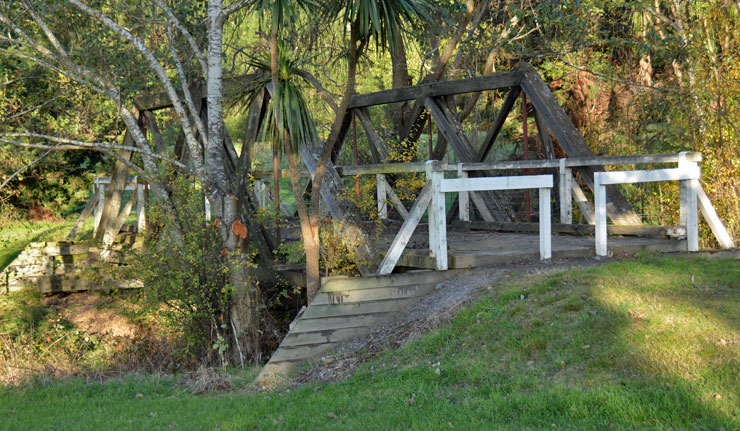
[696,184,735,249]
[559,158,572,224]
[425,163,436,258]
[254,180,262,208]
[594,173,608,256]
[136,181,146,232]
[204,196,212,221]
[679,152,699,251]
[426,161,447,270]
[457,163,469,221]
[93,182,106,233]
[539,187,552,259]
[376,174,388,219]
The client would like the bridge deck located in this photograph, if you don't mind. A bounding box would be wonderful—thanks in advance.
[383,227,685,270]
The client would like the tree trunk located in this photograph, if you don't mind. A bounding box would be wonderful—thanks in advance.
[287,149,321,298]
[301,20,381,281]
[229,255,261,365]
[205,0,262,362]
[390,31,411,136]
[270,26,282,244]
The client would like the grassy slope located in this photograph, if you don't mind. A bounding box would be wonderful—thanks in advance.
[1,255,739,430]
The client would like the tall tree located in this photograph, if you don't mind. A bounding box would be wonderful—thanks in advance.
[0,0,267,363]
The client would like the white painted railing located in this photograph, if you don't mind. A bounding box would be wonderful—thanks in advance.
[428,161,553,270]
[92,176,146,233]
[592,152,733,255]
[376,161,553,274]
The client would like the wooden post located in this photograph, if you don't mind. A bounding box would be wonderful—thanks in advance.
[384,182,409,220]
[353,112,360,200]
[559,159,573,224]
[376,174,388,219]
[594,173,608,256]
[94,183,106,233]
[144,182,150,231]
[522,93,531,223]
[428,111,433,160]
[136,181,146,232]
[539,187,552,260]
[273,139,281,245]
[458,163,469,221]
[67,186,101,240]
[679,181,688,226]
[254,180,262,208]
[426,162,437,259]
[426,161,448,270]
[377,183,432,275]
[679,152,699,251]
[696,183,734,249]
[204,196,212,221]
[572,180,595,225]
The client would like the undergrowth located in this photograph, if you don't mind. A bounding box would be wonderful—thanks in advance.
[0,255,738,430]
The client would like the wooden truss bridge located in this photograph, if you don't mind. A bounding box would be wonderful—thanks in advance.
[3,65,735,379]
[251,65,735,380]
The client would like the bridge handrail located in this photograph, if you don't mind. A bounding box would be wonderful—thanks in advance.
[335,152,702,177]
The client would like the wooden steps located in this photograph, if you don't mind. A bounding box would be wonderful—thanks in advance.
[256,269,462,382]
[1,241,140,294]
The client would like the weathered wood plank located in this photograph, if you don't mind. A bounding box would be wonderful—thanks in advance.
[349,71,523,108]
[452,221,685,238]
[440,175,553,193]
[377,174,388,219]
[384,181,409,220]
[458,165,469,221]
[311,282,437,306]
[696,183,734,249]
[594,177,608,256]
[355,107,389,162]
[267,342,339,363]
[321,269,460,292]
[67,190,100,240]
[427,162,448,270]
[300,297,418,320]
[290,312,398,333]
[519,68,641,225]
[597,167,700,185]
[377,183,432,275]
[476,86,521,162]
[279,327,372,348]
[30,243,91,256]
[571,178,595,224]
[35,275,141,294]
[336,153,703,176]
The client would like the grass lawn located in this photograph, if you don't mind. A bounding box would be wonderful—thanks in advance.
[1,255,739,430]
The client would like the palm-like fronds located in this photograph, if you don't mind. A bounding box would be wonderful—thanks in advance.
[328,0,433,51]
[246,49,318,155]
[265,79,318,154]
[248,0,319,30]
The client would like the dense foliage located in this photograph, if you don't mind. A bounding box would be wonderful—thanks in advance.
[1,0,739,366]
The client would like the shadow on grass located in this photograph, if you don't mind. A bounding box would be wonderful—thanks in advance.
[0,256,738,430]
[332,256,740,429]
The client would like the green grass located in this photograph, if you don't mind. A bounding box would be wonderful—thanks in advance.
[1,255,739,430]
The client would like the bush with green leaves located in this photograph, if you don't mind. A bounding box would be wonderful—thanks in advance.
[121,176,241,367]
